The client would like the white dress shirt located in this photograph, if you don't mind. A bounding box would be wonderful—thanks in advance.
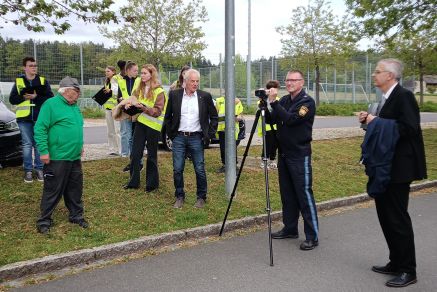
[178,90,202,132]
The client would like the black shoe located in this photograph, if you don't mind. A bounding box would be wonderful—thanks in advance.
[69,219,89,228]
[145,186,158,193]
[372,263,399,275]
[300,239,319,250]
[271,228,299,239]
[37,225,50,234]
[123,184,139,190]
[122,164,130,172]
[386,273,417,287]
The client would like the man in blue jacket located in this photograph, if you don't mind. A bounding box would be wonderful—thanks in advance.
[358,58,427,288]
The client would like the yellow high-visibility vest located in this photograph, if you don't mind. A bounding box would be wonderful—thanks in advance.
[257,97,279,136]
[216,96,243,139]
[136,87,168,132]
[15,76,45,118]
[117,77,140,99]
[103,80,118,110]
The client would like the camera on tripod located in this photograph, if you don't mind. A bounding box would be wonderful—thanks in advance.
[255,89,269,101]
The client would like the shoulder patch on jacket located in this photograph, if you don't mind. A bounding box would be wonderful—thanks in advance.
[299,105,309,117]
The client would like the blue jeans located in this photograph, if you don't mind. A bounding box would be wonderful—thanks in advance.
[172,134,207,199]
[120,119,133,156]
[18,121,43,172]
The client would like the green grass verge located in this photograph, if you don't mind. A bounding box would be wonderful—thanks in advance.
[1,129,436,266]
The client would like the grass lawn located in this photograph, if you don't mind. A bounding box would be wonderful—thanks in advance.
[1,129,436,266]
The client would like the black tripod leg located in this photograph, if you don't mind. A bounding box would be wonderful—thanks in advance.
[260,109,274,266]
[219,109,261,236]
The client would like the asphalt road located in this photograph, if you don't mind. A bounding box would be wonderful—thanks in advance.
[84,113,437,145]
[15,192,437,292]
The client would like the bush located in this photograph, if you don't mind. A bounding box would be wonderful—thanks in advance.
[427,85,437,94]
[81,107,105,118]
[420,101,437,112]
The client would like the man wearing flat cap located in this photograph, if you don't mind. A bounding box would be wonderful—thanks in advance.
[34,76,88,234]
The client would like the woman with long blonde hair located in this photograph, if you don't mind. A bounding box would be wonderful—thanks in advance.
[123,64,167,192]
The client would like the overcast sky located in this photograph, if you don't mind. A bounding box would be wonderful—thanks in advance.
[0,0,349,64]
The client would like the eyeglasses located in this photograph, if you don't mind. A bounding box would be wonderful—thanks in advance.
[285,79,303,83]
[373,70,389,74]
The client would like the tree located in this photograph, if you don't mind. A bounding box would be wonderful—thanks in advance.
[346,0,437,39]
[277,0,358,105]
[101,0,208,68]
[0,0,117,34]
[383,29,437,105]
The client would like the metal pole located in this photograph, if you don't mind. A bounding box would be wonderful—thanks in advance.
[352,63,356,104]
[225,0,236,196]
[246,0,252,106]
[271,57,274,80]
[209,67,212,90]
[333,67,337,103]
[220,53,223,96]
[365,54,369,95]
[259,61,263,88]
[33,41,37,60]
[80,43,84,87]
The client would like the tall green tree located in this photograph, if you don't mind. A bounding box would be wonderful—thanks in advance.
[101,0,208,68]
[0,0,117,34]
[346,0,436,40]
[277,0,357,105]
[384,29,437,105]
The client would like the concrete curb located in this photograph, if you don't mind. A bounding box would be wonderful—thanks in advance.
[1,180,436,281]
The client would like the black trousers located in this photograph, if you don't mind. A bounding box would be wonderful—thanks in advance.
[375,182,416,275]
[128,122,160,189]
[218,131,237,165]
[261,131,278,160]
[37,160,84,227]
[277,155,319,241]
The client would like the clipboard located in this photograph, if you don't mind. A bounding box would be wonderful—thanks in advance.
[21,85,45,95]
[123,106,142,116]
[91,87,112,105]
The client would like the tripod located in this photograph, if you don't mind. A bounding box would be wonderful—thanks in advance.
[219,102,274,266]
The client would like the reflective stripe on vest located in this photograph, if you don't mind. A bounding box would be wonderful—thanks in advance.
[118,77,140,99]
[15,76,45,118]
[137,87,168,132]
[103,82,118,110]
[215,96,242,139]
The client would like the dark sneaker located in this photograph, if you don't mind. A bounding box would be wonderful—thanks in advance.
[36,170,44,182]
[300,239,319,250]
[173,197,184,209]
[194,198,206,208]
[69,219,89,228]
[37,225,50,234]
[122,164,130,172]
[24,171,33,183]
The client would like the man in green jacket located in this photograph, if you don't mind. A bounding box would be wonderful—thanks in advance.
[34,76,88,234]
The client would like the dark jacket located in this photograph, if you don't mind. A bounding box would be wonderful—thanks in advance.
[379,84,427,183]
[9,74,54,122]
[164,88,218,144]
[361,118,399,198]
[269,90,315,158]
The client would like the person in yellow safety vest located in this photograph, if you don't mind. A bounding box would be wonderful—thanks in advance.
[117,61,140,172]
[215,96,244,173]
[9,56,54,183]
[103,66,121,156]
[257,80,280,169]
[121,64,167,192]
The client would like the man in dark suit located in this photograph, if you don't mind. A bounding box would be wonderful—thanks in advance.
[164,69,218,209]
[358,58,427,288]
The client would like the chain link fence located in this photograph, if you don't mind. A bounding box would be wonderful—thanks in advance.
[0,39,399,110]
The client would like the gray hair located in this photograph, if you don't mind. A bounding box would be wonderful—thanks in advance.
[378,58,404,80]
[58,87,77,94]
[183,69,200,82]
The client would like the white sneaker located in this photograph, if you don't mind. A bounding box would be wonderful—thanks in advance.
[268,161,277,169]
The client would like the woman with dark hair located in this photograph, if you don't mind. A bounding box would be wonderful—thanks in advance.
[170,65,190,91]
[123,64,167,192]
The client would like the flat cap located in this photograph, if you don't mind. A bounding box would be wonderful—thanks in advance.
[59,76,80,89]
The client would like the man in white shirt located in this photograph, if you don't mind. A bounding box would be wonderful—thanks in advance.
[164,69,218,208]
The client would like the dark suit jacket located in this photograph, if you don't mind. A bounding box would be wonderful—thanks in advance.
[379,84,427,183]
[164,88,218,144]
